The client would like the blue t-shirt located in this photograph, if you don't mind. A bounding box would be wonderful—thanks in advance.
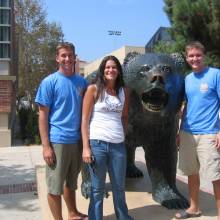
[35,71,87,144]
[181,67,220,134]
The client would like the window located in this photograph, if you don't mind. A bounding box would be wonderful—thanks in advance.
[0,43,10,58]
[0,26,10,41]
[0,0,10,7]
[0,0,11,59]
[0,9,10,24]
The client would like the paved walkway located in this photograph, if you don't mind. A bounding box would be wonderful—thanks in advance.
[0,146,218,220]
[0,146,43,220]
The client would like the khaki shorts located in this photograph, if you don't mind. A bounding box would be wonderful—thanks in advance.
[178,130,220,181]
[46,142,82,195]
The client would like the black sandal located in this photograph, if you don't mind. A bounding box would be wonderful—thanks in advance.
[175,210,202,219]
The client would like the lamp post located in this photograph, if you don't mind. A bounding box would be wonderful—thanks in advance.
[108,30,122,36]
[108,30,122,50]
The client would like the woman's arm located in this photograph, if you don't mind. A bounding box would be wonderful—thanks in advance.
[81,84,96,163]
[122,87,129,135]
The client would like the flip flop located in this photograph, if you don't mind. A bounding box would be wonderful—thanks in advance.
[69,217,88,220]
[69,215,88,220]
[175,210,202,219]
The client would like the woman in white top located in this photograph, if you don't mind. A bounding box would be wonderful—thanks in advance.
[81,55,133,220]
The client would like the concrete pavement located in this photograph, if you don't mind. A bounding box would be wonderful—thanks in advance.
[0,146,218,220]
[0,146,43,220]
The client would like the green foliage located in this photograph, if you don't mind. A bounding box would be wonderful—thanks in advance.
[14,0,63,144]
[25,109,40,145]
[18,108,29,140]
[162,0,220,67]
[18,108,40,145]
[205,51,220,67]
[14,0,65,145]
[15,0,64,103]
[154,41,176,54]
[153,38,188,73]
[163,0,174,23]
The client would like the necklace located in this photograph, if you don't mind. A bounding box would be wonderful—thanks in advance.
[106,88,116,95]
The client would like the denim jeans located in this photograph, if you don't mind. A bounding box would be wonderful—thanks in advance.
[88,139,133,220]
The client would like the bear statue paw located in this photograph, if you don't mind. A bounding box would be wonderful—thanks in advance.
[126,164,143,178]
[81,181,92,199]
[81,181,109,199]
[153,186,189,209]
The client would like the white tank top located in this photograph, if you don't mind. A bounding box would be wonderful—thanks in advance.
[89,88,125,143]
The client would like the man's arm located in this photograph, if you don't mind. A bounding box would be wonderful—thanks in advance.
[215,132,220,149]
[38,105,55,166]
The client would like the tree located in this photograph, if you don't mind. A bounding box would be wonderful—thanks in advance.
[15,0,64,101]
[162,0,220,67]
[14,0,64,144]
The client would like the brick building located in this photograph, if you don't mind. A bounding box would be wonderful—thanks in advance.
[75,56,87,76]
[0,0,16,147]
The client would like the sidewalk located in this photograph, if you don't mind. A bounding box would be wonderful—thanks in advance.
[0,145,43,220]
[0,146,217,220]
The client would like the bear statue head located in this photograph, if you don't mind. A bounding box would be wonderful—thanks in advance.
[123,52,185,114]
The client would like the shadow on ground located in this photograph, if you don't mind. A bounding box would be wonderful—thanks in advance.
[104,160,217,219]
[36,159,217,220]
[0,159,38,212]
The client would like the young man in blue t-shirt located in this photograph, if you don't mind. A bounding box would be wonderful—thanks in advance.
[175,41,220,219]
[35,42,88,220]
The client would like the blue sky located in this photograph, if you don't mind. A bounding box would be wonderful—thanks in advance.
[45,0,170,62]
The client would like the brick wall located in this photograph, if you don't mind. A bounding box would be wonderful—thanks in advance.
[0,80,14,113]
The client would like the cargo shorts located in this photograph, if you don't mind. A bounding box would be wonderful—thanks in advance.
[178,130,220,182]
[46,142,82,195]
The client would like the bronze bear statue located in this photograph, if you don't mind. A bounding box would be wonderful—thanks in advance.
[81,52,189,210]
[123,52,188,209]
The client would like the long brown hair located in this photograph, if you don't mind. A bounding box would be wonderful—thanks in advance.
[95,55,124,101]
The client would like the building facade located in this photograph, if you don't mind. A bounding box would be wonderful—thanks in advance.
[84,45,145,76]
[0,0,16,147]
[75,56,87,76]
[145,27,172,52]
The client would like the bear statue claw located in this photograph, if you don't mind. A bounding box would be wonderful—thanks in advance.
[126,164,143,178]
[153,186,189,209]
[81,179,109,199]
[81,181,92,199]
[161,198,189,210]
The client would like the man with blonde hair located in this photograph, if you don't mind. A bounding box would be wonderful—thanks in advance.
[175,41,220,219]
